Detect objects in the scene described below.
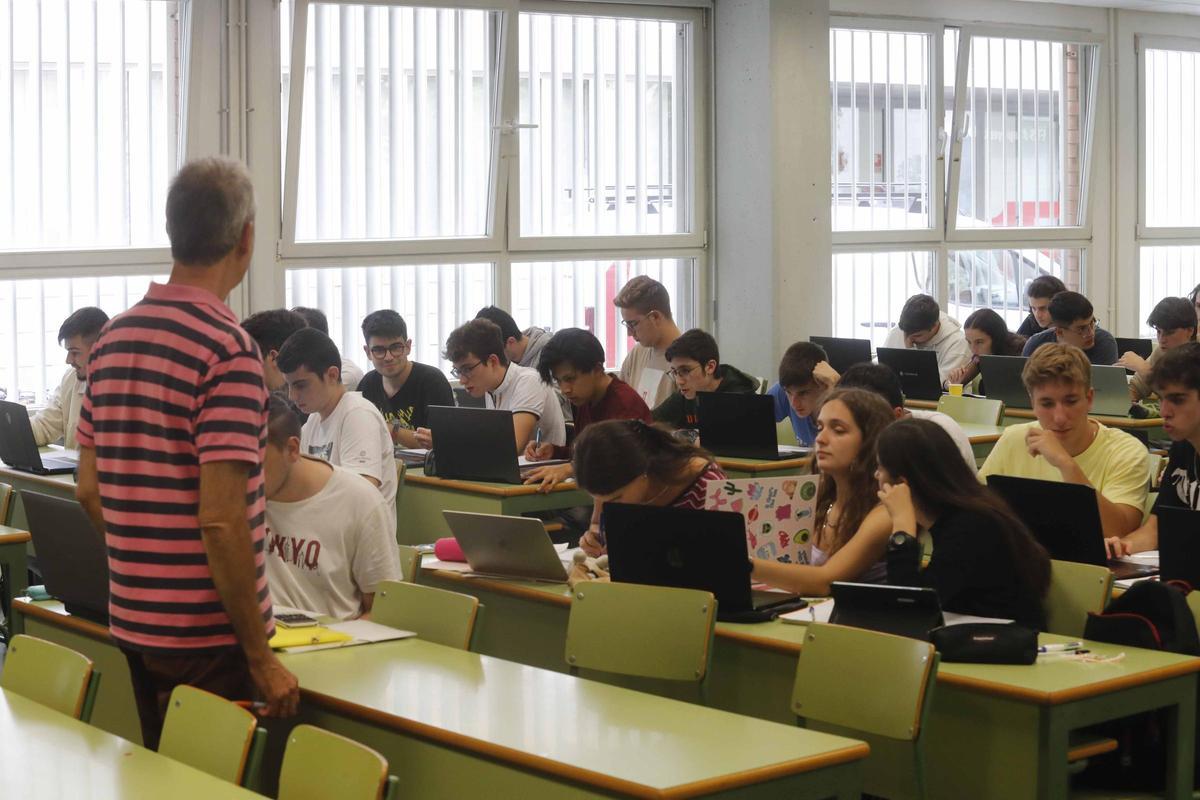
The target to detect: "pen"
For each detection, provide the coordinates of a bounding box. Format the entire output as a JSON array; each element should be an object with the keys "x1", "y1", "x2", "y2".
[
  {"x1": 535, "y1": 426, "x2": 542, "y2": 450},
  {"x1": 1038, "y1": 641, "x2": 1083, "y2": 653}
]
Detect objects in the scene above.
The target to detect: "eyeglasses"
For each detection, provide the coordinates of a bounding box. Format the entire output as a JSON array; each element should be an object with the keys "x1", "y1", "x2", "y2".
[
  {"x1": 1059, "y1": 318, "x2": 1098, "y2": 337},
  {"x1": 621, "y1": 312, "x2": 656, "y2": 332},
  {"x1": 667, "y1": 365, "x2": 698, "y2": 379},
  {"x1": 450, "y1": 360, "x2": 483, "y2": 379},
  {"x1": 368, "y1": 342, "x2": 409, "y2": 359}
]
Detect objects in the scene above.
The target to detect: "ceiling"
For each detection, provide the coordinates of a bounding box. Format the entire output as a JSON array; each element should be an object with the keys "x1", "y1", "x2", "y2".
[{"x1": 1022, "y1": 0, "x2": 1200, "y2": 14}]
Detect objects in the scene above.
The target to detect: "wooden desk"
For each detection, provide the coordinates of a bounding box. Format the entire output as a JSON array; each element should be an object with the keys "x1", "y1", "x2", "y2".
[
  {"x1": 714, "y1": 454, "x2": 813, "y2": 479},
  {"x1": 0, "y1": 525, "x2": 30, "y2": 633},
  {"x1": 903, "y1": 400, "x2": 1165, "y2": 436},
  {"x1": 0, "y1": 688, "x2": 262, "y2": 799}
]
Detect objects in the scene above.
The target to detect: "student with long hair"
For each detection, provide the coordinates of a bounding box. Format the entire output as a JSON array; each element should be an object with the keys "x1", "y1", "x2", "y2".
[
  {"x1": 752, "y1": 387, "x2": 895, "y2": 595},
  {"x1": 946, "y1": 307, "x2": 1026, "y2": 393},
  {"x1": 573, "y1": 419, "x2": 726, "y2": 556},
  {"x1": 877, "y1": 418, "x2": 1050, "y2": 629}
]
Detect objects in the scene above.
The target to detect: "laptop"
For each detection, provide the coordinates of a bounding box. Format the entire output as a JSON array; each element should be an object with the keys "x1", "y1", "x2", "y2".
[
  {"x1": 1157, "y1": 507, "x2": 1200, "y2": 588},
  {"x1": 696, "y1": 392, "x2": 807, "y2": 461},
  {"x1": 809, "y1": 336, "x2": 873, "y2": 376},
  {"x1": 978, "y1": 355, "x2": 1031, "y2": 409},
  {"x1": 986, "y1": 475, "x2": 1158, "y2": 581},
  {"x1": 829, "y1": 582, "x2": 945, "y2": 641},
  {"x1": 876, "y1": 348, "x2": 943, "y2": 401},
  {"x1": 426, "y1": 405, "x2": 566, "y2": 484},
  {"x1": 602, "y1": 503, "x2": 805, "y2": 622},
  {"x1": 443, "y1": 510, "x2": 569, "y2": 582},
  {"x1": 0, "y1": 400, "x2": 78, "y2": 475},
  {"x1": 1091, "y1": 365, "x2": 1134, "y2": 417},
  {"x1": 22, "y1": 491, "x2": 110, "y2": 624},
  {"x1": 1116, "y1": 337, "x2": 1153, "y2": 360}
]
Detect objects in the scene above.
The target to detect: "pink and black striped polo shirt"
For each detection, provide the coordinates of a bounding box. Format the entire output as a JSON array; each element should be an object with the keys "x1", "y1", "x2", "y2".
[{"x1": 77, "y1": 282, "x2": 274, "y2": 653}]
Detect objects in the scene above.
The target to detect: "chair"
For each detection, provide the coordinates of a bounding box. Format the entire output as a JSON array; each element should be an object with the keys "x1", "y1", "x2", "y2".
[
  {"x1": 1044, "y1": 559, "x2": 1113, "y2": 638},
  {"x1": 278, "y1": 724, "x2": 398, "y2": 800},
  {"x1": 777, "y1": 417, "x2": 797, "y2": 446},
  {"x1": 394, "y1": 459, "x2": 406, "y2": 504},
  {"x1": 0, "y1": 482, "x2": 12, "y2": 525},
  {"x1": 396, "y1": 545, "x2": 421, "y2": 584},
  {"x1": 936, "y1": 394, "x2": 1004, "y2": 426},
  {"x1": 158, "y1": 685, "x2": 266, "y2": 788},
  {"x1": 792, "y1": 623, "x2": 938, "y2": 800},
  {"x1": 0, "y1": 634, "x2": 100, "y2": 721},
  {"x1": 370, "y1": 580, "x2": 481, "y2": 649}
]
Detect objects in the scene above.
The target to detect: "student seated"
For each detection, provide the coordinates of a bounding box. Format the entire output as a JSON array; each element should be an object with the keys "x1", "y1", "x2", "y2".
[
  {"x1": 613, "y1": 275, "x2": 683, "y2": 409},
  {"x1": 946, "y1": 308, "x2": 1026, "y2": 394},
  {"x1": 877, "y1": 418, "x2": 1050, "y2": 629},
  {"x1": 292, "y1": 305, "x2": 365, "y2": 390},
  {"x1": 837, "y1": 363, "x2": 977, "y2": 469},
  {"x1": 243, "y1": 308, "x2": 308, "y2": 392},
  {"x1": 263, "y1": 394, "x2": 401, "y2": 620},
  {"x1": 979, "y1": 344, "x2": 1147, "y2": 539},
  {"x1": 428, "y1": 318, "x2": 565, "y2": 453},
  {"x1": 751, "y1": 388, "x2": 895, "y2": 595},
  {"x1": 1021, "y1": 291, "x2": 1118, "y2": 365},
  {"x1": 1016, "y1": 274, "x2": 1068, "y2": 338},
  {"x1": 523, "y1": 328, "x2": 652, "y2": 492},
  {"x1": 652, "y1": 329, "x2": 758, "y2": 429},
  {"x1": 1107, "y1": 343, "x2": 1200, "y2": 556},
  {"x1": 573, "y1": 419, "x2": 726, "y2": 556},
  {"x1": 275, "y1": 328, "x2": 398, "y2": 522},
  {"x1": 1117, "y1": 297, "x2": 1197, "y2": 404},
  {"x1": 767, "y1": 342, "x2": 839, "y2": 446},
  {"x1": 31, "y1": 307, "x2": 108, "y2": 449},
  {"x1": 356, "y1": 310, "x2": 454, "y2": 448},
  {"x1": 475, "y1": 305, "x2": 551, "y2": 370},
  {"x1": 883, "y1": 294, "x2": 972, "y2": 385}
]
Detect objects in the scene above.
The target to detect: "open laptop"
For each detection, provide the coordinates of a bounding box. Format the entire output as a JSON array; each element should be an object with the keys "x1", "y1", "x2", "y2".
[
  {"x1": 977, "y1": 355, "x2": 1031, "y2": 409},
  {"x1": 443, "y1": 510, "x2": 569, "y2": 582},
  {"x1": 22, "y1": 491, "x2": 110, "y2": 624},
  {"x1": 1091, "y1": 365, "x2": 1134, "y2": 417},
  {"x1": 876, "y1": 348, "x2": 943, "y2": 401},
  {"x1": 829, "y1": 582, "x2": 945, "y2": 641},
  {"x1": 603, "y1": 503, "x2": 805, "y2": 622},
  {"x1": 1158, "y1": 507, "x2": 1200, "y2": 588},
  {"x1": 809, "y1": 336, "x2": 873, "y2": 376},
  {"x1": 0, "y1": 400, "x2": 78, "y2": 475},
  {"x1": 426, "y1": 405, "x2": 566, "y2": 484},
  {"x1": 696, "y1": 392, "x2": 808, "y2": 461},
  {"x1": 987, "y1": 475, "x2": 1158, "y2": 581},
  {"x1": 1115, "y1": 337, "x2": 1153, "y2": 360}
]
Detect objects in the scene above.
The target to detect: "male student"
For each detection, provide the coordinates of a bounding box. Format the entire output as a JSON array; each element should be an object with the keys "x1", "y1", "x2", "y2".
[
  {"x1": 1021, "y1": 291, "x2": 1119, "y2": 365},
  {"x1": 291, "y1": 305, "x2": 365, "y2": 390},
  {"x1": 475, "y1": 305, "x2": 551, "y2": 369},
  {"x1": 613, "y1": 275, "x2": 683, "y2": 409},
  {"x1": 980, "y1": 343, "x2": 1147, "y2": 539},
  {"x1": 243, "y1": 309, "x2": 308, "y2": 392},
  {"x1": 1117, "y1": 296, "x2": 1197, "y2": 403},
  {"x1": 262, "y1": 394, "x2": 401, "y2": 620},
  {"x1": 427, "y1": 318, "x2": 565, "y2": 453},
  {"x1": 1107, "y1": 343, "x2": 1200, "y2": 556},
  {"x1": 1016, "y1": 274, "x2": 1068, "y2": 338},
  {"x1": 275, "y1": 327, "x2": 397, "y2": 522},
  {"x1": 30, "y1": 306, "x2": 108, "y2": 449},
  {"x1": 357, "y1": 309, "x2": 454, "y2": 448},
  {"x1": 882, "y1": 294, "x2": 972, "y2": 385},
  {"x1": 652, "y1": 329, "x2": 758, "y2": 429},
  {"x1": 767, "y1": 341, "x2": 840, "y2": 446},
  {"x1": 523, "y1": 327, "x2": 652, "y2": 491}
]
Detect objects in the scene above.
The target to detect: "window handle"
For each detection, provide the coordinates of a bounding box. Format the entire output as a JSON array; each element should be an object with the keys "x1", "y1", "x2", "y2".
[{"x1": 493, "y1": 120, "x2": 539, "y2": 134}]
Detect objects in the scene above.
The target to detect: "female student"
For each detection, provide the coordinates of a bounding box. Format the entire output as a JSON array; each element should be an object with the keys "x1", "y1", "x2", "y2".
[
  {"x1": 877, "y1": 417, "x2": 1050, "y2": 629},
  {"x1": 752, "y1": 387, "x2": 895, "y2": 595},
  {"x1": 573, "y1": 419, "x2": 726, "y2": 556},
  {"x1": 946, "y1": 308, "x2": 1026, "y2": 393}
]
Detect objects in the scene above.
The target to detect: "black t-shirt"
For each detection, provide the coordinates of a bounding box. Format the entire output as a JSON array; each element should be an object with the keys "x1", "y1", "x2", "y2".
[
  {"x1": 1016, "y1": 313, "x2": 1044, "y2": 339},
  {"x1": 358, "y1": 362, "x2": 455, "y2": 432},
  {"x1": 1154, "y1": 439, "x2": 1200, "y2": 513}
]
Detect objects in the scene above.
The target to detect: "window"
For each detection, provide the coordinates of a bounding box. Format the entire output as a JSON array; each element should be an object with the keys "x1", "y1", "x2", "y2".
[
  {"x1": 1139, "y1": 246, "x2": 1200, "y2": 334},
  {"x1": 832, "y1": 251, "x2": 934, "y2": 345},
  {"x1": 947, "y1": 247, "x2": 1081, "y2": 329}
]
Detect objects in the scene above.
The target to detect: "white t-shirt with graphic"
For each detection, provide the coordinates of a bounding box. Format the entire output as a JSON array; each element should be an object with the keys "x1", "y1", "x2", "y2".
[
  {"x1": 265, "y1": 461, "x2": 401, "y2": 620},
  {"x1": 300, "y1": 391, "x2": 397, "y2": 521}
]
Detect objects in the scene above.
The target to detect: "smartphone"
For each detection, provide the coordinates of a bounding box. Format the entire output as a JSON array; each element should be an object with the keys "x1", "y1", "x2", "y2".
[{"x1": 275, "y1": 612, "x2": 319, "y2": 628}]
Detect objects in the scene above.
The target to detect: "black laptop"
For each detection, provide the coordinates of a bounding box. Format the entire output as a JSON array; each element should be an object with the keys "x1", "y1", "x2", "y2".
[
  {"x1": 987, "y1": 475, "x2": 1158, "y2": 581},
  {"x1": 876, "y1": 348, "x2": 943, "y2": 401},
  {"x1": 809, "y1": 336, "x2": 873, "y2": 376},
  {"x1": 602, "y1": 503, "x2": 805, "y2": 623},
  {"x1": 1116, "y1": 337, "x2": 1153, "y2": 360},
  {"x1": 978, "y1": 355, "x2": 1031, "y2": 409},
  {"x1": 23, "y1": 491, "x2": 110, "y2": 624},
  {"x1": 1158, "y1": 507, "x2": 1200, "y2": 588},
  {"x1": 696, "y1": 392, "x2": 805, "y2": 461},
  {"x1": 829, "y1": 582, "x2": 945, "y2": 641},
  {"x1": 0, "y1": 400, "x2": 77, "y2": 475},
  {"x1": 426, "y1": 405, "x2": 564, "y2": 484}
]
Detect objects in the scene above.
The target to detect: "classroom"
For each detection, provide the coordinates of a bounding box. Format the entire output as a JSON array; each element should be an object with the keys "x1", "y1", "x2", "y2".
[{"x1": 3, "y1": 0, "x2": 1200, "y2": 797}]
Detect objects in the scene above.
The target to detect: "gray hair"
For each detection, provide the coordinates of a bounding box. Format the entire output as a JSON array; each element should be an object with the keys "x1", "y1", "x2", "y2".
[{"x1": 165, "y1": 157, "x2": 256, "y2": 266}]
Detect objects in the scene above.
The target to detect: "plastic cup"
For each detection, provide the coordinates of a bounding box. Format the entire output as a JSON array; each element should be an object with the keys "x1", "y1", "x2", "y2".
[{"x1": 948, "y1": 383, "x2": 964, "y2": 396}]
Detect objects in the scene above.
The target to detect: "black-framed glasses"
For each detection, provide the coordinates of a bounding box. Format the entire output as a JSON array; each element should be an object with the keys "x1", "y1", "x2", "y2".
[
  {"x1": 450, "y1": 360, "x2": 483, "y2": 379},
  {"x1": 667, "y1": 365, "x2": 698, "y2": 379},
  {"x1": 368, "y1": 342, "x2": 409, "y2": 359},
  {"x1": 1059, "y1": 318, "x2": 1098, "y2": 337}
]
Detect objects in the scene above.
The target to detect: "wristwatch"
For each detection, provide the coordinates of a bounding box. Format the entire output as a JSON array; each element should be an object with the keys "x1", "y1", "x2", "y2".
[{"x1": 888, "y1": 531, "x2": 917, "y2": 552}]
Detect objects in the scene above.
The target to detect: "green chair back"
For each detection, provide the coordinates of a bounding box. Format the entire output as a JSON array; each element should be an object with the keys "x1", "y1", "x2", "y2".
[
  {"x1": 397, "y1": 545, "x2": 421, "y2": 583},
  {"x1": 1045, "y1": 559, "x2": 1112, "y2": 638},
  {"x1": 0, "y1": 482, "x2": 12, "y2": 525},
  {"x1": 1, "y1": 634, "x2": 99, "y2": 721},
  {"x1": 936, "y1": 394, "x2": 1004, "y2": 426},
  {"x1": 158, "y1": 685, "x2": 265, "y2": 787},
  {"x1": 564, "y1": 582, "x2": 717, "y2": 682},
  {"x1": 777, "y1": 417, "x2": 797, "y2": 446},
  {"x1": 371, "y1": 580, "x2": 481, "y2": 649},
  {"x1": 278, "y1": 724, "x2": 397, "y2": 800}
]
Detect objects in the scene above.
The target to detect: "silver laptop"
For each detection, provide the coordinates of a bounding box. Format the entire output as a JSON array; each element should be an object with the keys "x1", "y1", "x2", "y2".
[
  {"x1": 1091, "y1": 365, "x2": 1133, "y2": 417},
  {"x1": 442, "y1": 510, "x2": 569, "y2": 582}
]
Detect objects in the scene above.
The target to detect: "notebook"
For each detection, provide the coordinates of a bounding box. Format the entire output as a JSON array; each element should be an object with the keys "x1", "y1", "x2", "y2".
[
  {"x1": 696, "y1": 391, "x2": 799, "y2": 460},
  {"x1": 876, "y1": 348, "x2": 943, "y2": 401},
  {"x1": 809, "y1": 336, "x2": 873, "y2": 375},
  {"x1": 705, "y1": 475, "x2": 821, "y2": 564},
  {"x1": 0, "y1": 400, "x2": 77, "y2": 475},
  {"x1": 443, "y1": 510, "x2": 569, "y2": 582},
  {"x1": 426, "y1": 405, "x2": 566, "y2": 484}
]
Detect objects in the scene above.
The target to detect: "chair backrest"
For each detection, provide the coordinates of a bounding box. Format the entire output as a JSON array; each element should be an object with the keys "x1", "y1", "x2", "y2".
[
  {"x1": 776, "y1": 417, "x2": 796, "y2": 446},
  {"x1": 370, "y1": 580, "x2": 481, "y2": 649},
  {"x1": 1045, "y1": 559, "x2": 1113, "y2": 637},
  {"x1": 564, "y1": 582, "x2": 717, "y2": 682},
  {"x1": 936, "y1": 394, "x2": 1004, "y2": 426},
  {"x1": 0, "y1": 482, "x2": 12, "y2": 524},
  {"x1": 396, "y1": 545, "x2": 421, "y2": 584},
  {"x1": 158, "y1": 685, "x2": 263, "y2": 786},
  {"x1": 278, "y1": 724, "x2": 394, "y2": 800},
  {"x1": 394, "y1": 459, "x2": 406, "y2": 504},
  {"x1": 0, "y1": 634, "x2": 97, "y2": 720}
]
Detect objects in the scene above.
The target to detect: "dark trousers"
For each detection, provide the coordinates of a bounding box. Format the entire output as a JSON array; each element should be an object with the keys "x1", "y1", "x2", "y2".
[{"x1": 122, "y1": 646, "x2": 254, "y2": 750}]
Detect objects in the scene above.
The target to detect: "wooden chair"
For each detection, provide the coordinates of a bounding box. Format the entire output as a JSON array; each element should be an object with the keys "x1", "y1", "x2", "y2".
[
  {"x1": 278, "y1": 724, "x2": 398, "y2": 800},
  {"x1": 396, "y1": 545, "x2": 421, "y2": 584},
  {"x1": 936, "y1": 394, "x2": 1004, "y2": 426},
  {"x1": 1044, "y1": 559, "x2": 1113, "y2": 638},
  {"x1": 158, "y1": 685, "x2": 266, "y2": 789},
  {"x1": 0, "y1": 634, "x2": 100, "y2": 721},
  {"x1": 792, "y1": 623, "x2": 938, "y2": 800},
  {"x1": 370, "y1": 580, "x2": 481, "y2": 649}
]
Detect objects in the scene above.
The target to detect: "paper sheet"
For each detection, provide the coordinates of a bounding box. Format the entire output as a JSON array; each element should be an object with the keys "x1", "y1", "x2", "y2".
[{"x1": 779, "y1": 601, "x2": 1012, "y2": 627}]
